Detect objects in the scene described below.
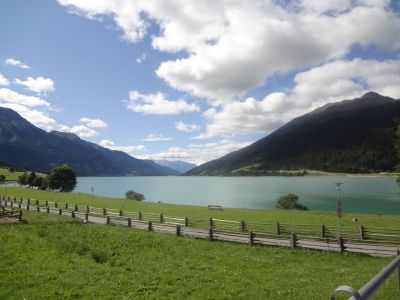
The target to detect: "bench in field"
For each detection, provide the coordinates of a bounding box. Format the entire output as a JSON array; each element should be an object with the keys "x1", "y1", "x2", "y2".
[{"x1": 208, "y1": 205, "x2": 223, "y2": 210}]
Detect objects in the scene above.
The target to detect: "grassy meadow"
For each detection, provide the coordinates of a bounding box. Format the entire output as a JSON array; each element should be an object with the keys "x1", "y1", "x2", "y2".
[
  {"x1": 0, "y1": 211, "x2": 398, "y2": 299},
  {"x1": 1, "y1": 186, "x2": 400, "y2": 228}
]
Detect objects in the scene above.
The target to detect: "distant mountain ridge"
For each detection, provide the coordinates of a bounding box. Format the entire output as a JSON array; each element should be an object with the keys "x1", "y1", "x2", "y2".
[
  {"x1": 186, "y1": 92, "x2": 400, "y2": 176},
  {"x1": 153, "y1": 160, "x2": 196, "y2": 174},
  {"x1": 0, "y1": 107, "x2": 177, "y2": 176}
]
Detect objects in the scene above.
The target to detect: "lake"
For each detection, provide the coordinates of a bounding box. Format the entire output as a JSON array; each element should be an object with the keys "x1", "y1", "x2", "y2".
[{"x1": 75, "y1": 176, "x2": 400, "y2": 215}]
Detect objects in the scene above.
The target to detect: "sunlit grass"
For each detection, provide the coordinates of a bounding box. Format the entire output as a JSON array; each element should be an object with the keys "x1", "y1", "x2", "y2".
[
  {"x1": 0, "y1": 211, "x2": 397, "y2": 299},
  {"x1": 1, "y1": 187, "x2": 399, "y2": 228}
]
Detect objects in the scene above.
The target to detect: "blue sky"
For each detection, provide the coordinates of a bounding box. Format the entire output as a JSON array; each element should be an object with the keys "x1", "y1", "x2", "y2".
[{"x1": 0, "y1": 0, "x2": 399, "y2": 164}]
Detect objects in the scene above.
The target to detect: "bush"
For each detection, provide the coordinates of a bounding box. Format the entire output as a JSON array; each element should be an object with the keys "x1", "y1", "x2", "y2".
[
  {"x1": 276, "y1": 193, "x2": 308, "y2": 210},
  {"x1": 125, "y1": 190, "x2": 145, "y2": 201},
  {"x1": 0, "y1": 174, "x2": 5, "y2": 182}
]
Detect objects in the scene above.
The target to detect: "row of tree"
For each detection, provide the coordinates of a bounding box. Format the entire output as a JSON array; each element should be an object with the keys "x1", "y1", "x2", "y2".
[{"x1": 18, "y1": 164, "x2": 77, "y2": 192}]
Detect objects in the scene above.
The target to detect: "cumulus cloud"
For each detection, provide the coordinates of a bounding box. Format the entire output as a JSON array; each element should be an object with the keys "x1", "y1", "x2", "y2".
[
  {"x1": 99, "y1": 139, "x2": 146, "y2": 153},
  {"x1": 175, "y1": 121, "x2": 200, "y2": 132},
  {"x1": 14, "y1": 77, "x2": 55, "y2": 94},
  {"x1": 79, "y1": 117, "x2": 107, "y2": 128},
  {"x1": 137, "y1": 139, "x2": 252, "y2": 165},
  {"x1": 58, "y1": 0, "x2": 400, "y2": 104},
  {"x1": 0, "y1": 102, "x2": 57, "y2": 130},
  {"x1": 196, "y1": 58, "x2": 400, "y2": 139},
  {"x1": 143, "y1": 134, "x2": 172, "y2": 142},
  {"x1": 127, "y1": 90, "x2": 199, "y2": 115},
  {"x1": 57, "y1": 0, "x2": 147, "y2": 42},
  {"x1": 0, "y1": 88, "x2": 50, "y2": 107},
  {"x1": 0, "y1": 74, "x2": 10, "y2": 86},
  {"x1": 59, "y1": 125, "x2": 98, "y2": 138},
  {"x1": 4, "y1": 58, "x2": 30, "y2": 69}
]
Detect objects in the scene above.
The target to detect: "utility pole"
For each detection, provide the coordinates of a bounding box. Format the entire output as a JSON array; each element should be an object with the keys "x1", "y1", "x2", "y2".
[{"x1": 335, "y1": 183, "x2": 343, "y2": 238}]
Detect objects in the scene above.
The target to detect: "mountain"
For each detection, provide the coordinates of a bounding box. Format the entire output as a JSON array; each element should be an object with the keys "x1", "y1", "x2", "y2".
[
  {"x1": 153, "y1": 160, "x2": 197, "y2": 174},
  {"x1": 0, "y1": 108, "x2": 177, "y2": 176},
  {"x1": 186, "y1": 92, "x2": 400, "y2": 176}
]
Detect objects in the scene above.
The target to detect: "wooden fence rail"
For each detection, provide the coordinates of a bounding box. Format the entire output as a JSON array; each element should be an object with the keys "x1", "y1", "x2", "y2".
[{"x1": 1, "y1": 195, "x2": 399, "y2": 257}]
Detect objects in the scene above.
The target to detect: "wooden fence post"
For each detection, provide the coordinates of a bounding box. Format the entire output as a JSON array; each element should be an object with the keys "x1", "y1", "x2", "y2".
[
  {"x1": 240, "y1": 220, "x2": 246, "y2": 232},
  {"x1": 27, "y1": 204, "x2": 30, "y2": 211},
  {"x1": 106, "y1": 216, "x2": 110, "y2": 224},
  {"x1": 276, "y1": 222, "x2": 281, "y2": 235},
  {"x1": 291, "y1": 233, "x2": 297, "y2": 249},
  {"x1": 176, "y1": 224, "x2": 181, "y2": 236},
  {"x1": 18, "y1": 203, "x2": 21, "y2": 209},
  {"x1": 138, "y1": 211, "x2": 142, "y2": 221},
  {"x1": 59, "y1": 209, "x2": 62, "y2": 215},
  {"x1": 36, "y1": 206, "x2": 40, "y2": 212},
  {"x1": 18, "y1": 210, "x2": 22, "y2": 221},
  {"x1": 72, "y1": 211, "x2": 75, "y2": 218},
  {"x1": 27, "y1": 198, "x2": 31, "y2": 205},
  {"x1": 119, "y1": 209, "x2": 123, "y2": 217},
  {"x1": 148, "y1": 221, "x2": 153, "y2": 231},
  {"x1": 75, "y1": 204, "x2": 78, "y2": 212},
  {"x1": 65, "y1": 203, "x2": 68, "y2": 209},
  {"x1": 47, "y1": 207, "x2": 50, "y2": 214},
  {"x1": 359, "y1": 225, "x2": 365, "y2": 240},
  {"x1": 45, "y1": 200, "x2": 48, "y2": 207},
  {"x1": 209, "y1": 218, "x2": 213, "y2": 228},
  {"x1": 36, "y1": 199, "x2": 39, "y2": 206},
  {"x1": 55, "y1": 202, "x2": 58, "y2": 208},
  {"x1": 127, "y1": 218, "x2": 132, "y2": 227},
  {"x1": 320, "y1": 224, "x2": 325, "y2": 238},
  {"x1": 103, "y1": 208, "x2": 107, "y2": 215},
  {"x1": 209, "y1": 227, "x2": 213, "y2": 241},
  {"x1": 184, "y1": 216, "x2": 189, "y2": 227},
  {"x1": 86, "y1": 206, "x2": 90, "y2": 214},
  {"x1": 85, "y1": 213, "x2": 89, "y2": 222},
  {"x1": 160, "y1": 213, "x2": 164, "y2": 223},
  {"x1": 249, "y1": 231, "x2": 255, "y2": 246},
  {"x1": 339, "y1": 237, "x2": 345, "y2": 253}
]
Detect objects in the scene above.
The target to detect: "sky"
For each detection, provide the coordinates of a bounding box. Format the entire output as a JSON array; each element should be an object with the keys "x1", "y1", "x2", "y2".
[{"x1": 0, "y1": 0, "x2": 399, "y2": 165}]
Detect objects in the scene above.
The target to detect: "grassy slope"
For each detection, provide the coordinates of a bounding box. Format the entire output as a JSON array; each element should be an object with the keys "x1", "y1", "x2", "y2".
[
  {"x1": 0, "y1": 211, "x2": 397, "y2": 299},
  {"x1": 0, "y1": 167, "x2": 46, "y2": 181},
  {"x1": 1, "y1": 187, "x2": 400, "y2": 228}
]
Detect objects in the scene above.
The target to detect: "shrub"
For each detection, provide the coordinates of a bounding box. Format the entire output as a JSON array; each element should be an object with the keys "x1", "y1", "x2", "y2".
[
  {"x1": 0, "y1": 174, "x2": 5, "y2": 182},
  {"x1": 125, "y1": 190, "x2": 145, "y2": 201},
  {"x1": 276, "y1": 193, "x2": 308, "y2": 210}
]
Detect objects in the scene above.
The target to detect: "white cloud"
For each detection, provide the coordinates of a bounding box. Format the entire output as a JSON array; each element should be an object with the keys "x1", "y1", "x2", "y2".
[
  {"x1": 137, "y1": 139, "x2": 252, "y2": 165},
  {"x1": 196, "y1": 58, "x2": 400, "y2": 139},
  {"x1": 0, "y1": 88, "x2": 50, "y2": 107},
  {"x1": 0, "y1": 103, "x2": 57, "y2": 130},
  {"x1": 60, "y1": 125, "x2": 98, "y2": 138},
  {"x1": 57, "y1": 0, "x2": 147, "y2": 43},
  {"x1": 127, "y1": 90, "x2": 199, "y2": 115},
  {"x1": 99, "y1": 139, "x2": 146, "y2": 153},
  {"x1": 143, "y1": 134, "x2": 172, "y2": 142},
  {"x1": 4, "y1": 58, "x2": 30, "y2": 69},
  {"x1": 0, "y1": 74, "x2": 10, "y2": 86},
  {"x1": 175, "y1": 121, "x2": 200, "y2": 132},
  {"x1": 136, "y1": 53, "x2": 146, "y2": 64},
  {"x1": 79, "y1": 117, "x2": 107, "y2": 128},
  {"x1": 58, "y1": 0, "x2": 400, "y2": 105},
  {"x1": 14, "y1": 77, "x2": 55, "y2": 94}
]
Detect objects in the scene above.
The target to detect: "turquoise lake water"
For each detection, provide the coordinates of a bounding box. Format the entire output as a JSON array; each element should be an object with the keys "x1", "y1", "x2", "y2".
[{"x1": 76, "y1": 176, "x2": 400, "y2": 215}]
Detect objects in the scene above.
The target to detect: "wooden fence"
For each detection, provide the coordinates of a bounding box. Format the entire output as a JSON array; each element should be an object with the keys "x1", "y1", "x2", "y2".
[{"x1": 1, "y1": 195, "x2": 399, "y2": 257}]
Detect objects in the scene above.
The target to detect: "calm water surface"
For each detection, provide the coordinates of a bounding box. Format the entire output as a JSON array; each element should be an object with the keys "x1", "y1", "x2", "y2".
[{"x1": 76, "y1": 176, "x2": 400, "y2": 215}]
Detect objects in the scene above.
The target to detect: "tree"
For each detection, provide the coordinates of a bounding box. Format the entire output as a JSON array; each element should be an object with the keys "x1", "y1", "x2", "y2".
[
  {"x1": 0, "y1": 175, "x2": 5, "y2": 182},
  {"x1": 48, "y1": 165, "x2": 77, "y2": 192},
  {"x1": 18, "y1": 171, "x2": 28, "y2": 186},
  {"x1": 125, "y1": 190, "x2": 145, "y2": 201},
  {"x1": 276, "y1": 193, "x2": 308, "y2": 210},
  {"x1": 27, "y1": 171, "x2": 37, "y2": 187}
]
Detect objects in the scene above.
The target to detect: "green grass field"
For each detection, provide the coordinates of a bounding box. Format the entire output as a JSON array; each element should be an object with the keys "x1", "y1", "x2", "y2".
[
  {"x1": 0, "y1": 167, "x2": 46, "y2": 181},
  {"x1": 1, "y1": 187, "x2": 400, "y2": 228},
  {"x1": 0, "y1": 211, "x2": 397, "y2": 299}
]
